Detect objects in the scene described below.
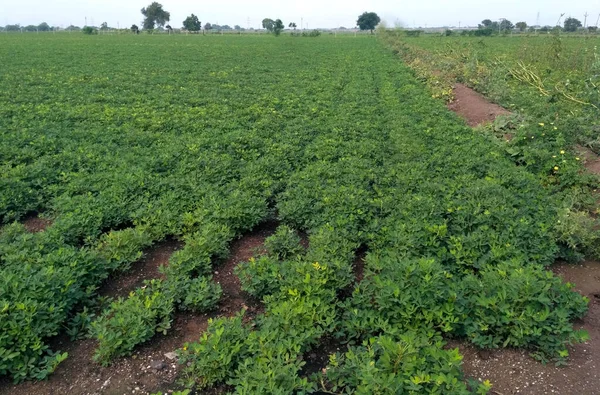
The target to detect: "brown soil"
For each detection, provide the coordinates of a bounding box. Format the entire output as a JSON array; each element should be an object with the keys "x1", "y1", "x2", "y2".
[
  {"x1": 447, "y1": 261, "x2": 600, "y2": 395},
  {"x1": 213, "y1": 221, "x2": 277, "y2": 316},
  {"x1": 448, "y1": 84, "x2": 511, "y2": 127},
  {"x1": 575, "y1": 145, "x2": 600, "y2": 175},
  {"x1": 98, "y1": 240, "x2": 182, "y2": 299},
  {"x1": 0, "y1": 223, "x2": 277, "y2": 395},
  {"x1": 22, "y1": 215, "x2": 52, "y2": 233},
  {"x1": 352, "y1": 246, "x2": 367, "y2": 284}
]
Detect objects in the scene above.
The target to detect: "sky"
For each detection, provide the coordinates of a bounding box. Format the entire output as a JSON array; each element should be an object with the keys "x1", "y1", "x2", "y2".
[{"x1": 1, "y1": 0, "x2": 598, "y2": 29}]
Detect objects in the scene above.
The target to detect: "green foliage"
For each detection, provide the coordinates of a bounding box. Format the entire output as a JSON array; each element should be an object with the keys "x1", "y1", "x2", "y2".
[
  {"x1": 262, "y1": 18, "x2": 275, "y2": 32},
  {"x1": 357, "y1": 12, "x2": 381, "y2": 33},
  {"x1": 264, "y1": 225, "x2": 304, "y2": 259},
  {"x1": 91, "y1": 279, "x2": 173, "y2": 365},
  {"x1": 564, "y1": 17, "x2": 582, "y2": 32},
  {"x1": 141, "y1": 2, "x2": 170, "y2": 30},
  {"x1": 457, "y1": 262, "x2": 589, "y2": 361},
  {"x1": 82, "y1": 26, "x2": 97, "y2": 35},
  {"x1": 179, "y1": 276, "x2": 222, "y2": 312},
  {"x1": 182, "y1": 14, "x2": 201, "y2": 32},
  {"x1": 322, "y1": 334, "x2": 490, "y2": 394},
  {"x1": 179, "y1": 314, "x2": 251, "y2": 389},
  {"x1": 235, "y1": 255, "x2": 282, "y2": 298},
  {"x1": 340, "y1": 257, "x2": 462, "y2": 341},
  {"x1": 302, "y1": 29, "x2": 321, "y2": 37},
  {"x1": 0, "y1": 34, "x2": 595, "y2": 389},
  {"x1": 273, "y1": 19, "x2": 284, "y2": 37},
  {"x1": 229, "y1": 355, "x2": 314, "y2": 394}
]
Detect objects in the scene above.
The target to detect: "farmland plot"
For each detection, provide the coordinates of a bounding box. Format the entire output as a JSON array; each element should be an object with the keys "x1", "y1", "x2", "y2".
[{"x1": 0, "y1": 34, "x2": 591, "y2": 393}]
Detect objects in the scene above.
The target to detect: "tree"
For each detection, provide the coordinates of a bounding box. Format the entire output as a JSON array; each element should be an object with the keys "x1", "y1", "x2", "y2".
[
  {"x1": 82, "y1": 26, "x2": 98, "y2": 35},
  {"x1": 515, "y1": 21, "x2": 527, "y2": 32},
  {"x1": 589, "y1": 26, "x2": 598, "y2": 33},
  {"x1": 499, "y1": 19, "x2": 514, "y2": 32},
  {"x1": 141, "y1": 2, "x2": 170, "y2": 30},
  {"x1": 100, "y1": 22, "x2": 109, "y2": 31},
  {"x1": 357, "y1": 12, "x2": 381, "y2": 34},
  {"x1": 38, "y1": 22, "x2": 50, "y2": 31},
  {"x1": 564, "y1": 17, "x2": 582, "y2": 32},
  {"x1": 289, "y1": 22, "x2": 297, "y2": 30},
  {"x1": 165, "y1": 24, "x2": 173, "y2": 33},
  {"x1": 204, "y1": 22, "x2": 212, "y2": 31},
  {"x1": 481, "y1": 19, "x2": 493, "y2": 28},
  {"x1": 262, "y1": 18, "x2": 275, "y2": 31},
  {"x1": 183, "y1": 14, "x2": 201, "y2": 32},
  {"x1": 131, "y1": 24, "x2": 140, "y2": 34},
  {"x1": 5, "y1": 24, "x2": 20, "y2": 31},
  {"x1": 273, "y1": 19, "x2": 284, "y2": 36},
  {"x1": 234, "y1": 25, "x2": 242, "y2": 31},
  {"x1": 24, "y1": 25, "x2": 37, "y2": 32}
]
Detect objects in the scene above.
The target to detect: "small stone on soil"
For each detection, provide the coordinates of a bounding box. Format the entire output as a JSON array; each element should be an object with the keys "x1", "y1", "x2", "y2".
[
  {"x1": 150, "y1": 360, "x2": 166, "y2": 370},
  {"x1": 164, "y1": 352, "x2": 177, "y2": 360}
]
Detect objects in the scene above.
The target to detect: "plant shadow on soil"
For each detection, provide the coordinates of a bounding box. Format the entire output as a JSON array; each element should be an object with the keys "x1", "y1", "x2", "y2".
[{"x1": 0, "y1": 222, "x2": 279, "y2": 395}]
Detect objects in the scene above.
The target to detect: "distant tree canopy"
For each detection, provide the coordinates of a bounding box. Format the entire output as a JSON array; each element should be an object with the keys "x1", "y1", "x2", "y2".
[
  {"x1": 5, "y1": 24, "x2": 21, "y2": 31},
  {"x1": 480, "y1": 19, "x2": 493, "y2": 28},
  {"x1": 499, "y1": 19, "x2": 514, "y2": 32},
  {"x1": 204, "y1": 22, "x2": 212, "y2": 31},
  {"x1": 589, "y1": 26, "x2": 598, "y2": 32},
  {"x1": 82, "y1": 26, "x2": 98, "y2": 35},
  {"x1": 37, "y1": 22, "x2": 50, "y2": 31},
  {"x1": 289, "y1": 22, "x2": 297, "y2": 30},
  {"x1": 262, "y1": 18, "x2": 275, "y2": 31},
  {"x1": 515, "y1": 21, "x2": 527, "y2": 32},
  {"x1": 141, "y1": 2, "x2": 170, "y2": 30},
  {"x1": 183, "y1": 14, "x2": 201, "y2": 32},
  {"x1": 234, "y1": 25, "x2": 242, "y2": 30},
  {"x1": 131, "y1": 24, "x2": 140, "y2": 34},
  {"x1": 273, "y1": 19, "x2": 284, "y2": 36},
  {"x1": 357, "y1": 12, "x2": 381, "y2": 33},
  {"x1": 100, "y1": 22, "x2": 109, "y2": 31},
  {"x1": 564, "y1": 17, "x2": 582, "y2": 32}
]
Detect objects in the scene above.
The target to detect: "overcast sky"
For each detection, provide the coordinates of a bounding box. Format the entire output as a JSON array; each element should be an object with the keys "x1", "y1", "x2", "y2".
[{"x1": 2, "y1": 0, "x2": 598, "y2": 29}]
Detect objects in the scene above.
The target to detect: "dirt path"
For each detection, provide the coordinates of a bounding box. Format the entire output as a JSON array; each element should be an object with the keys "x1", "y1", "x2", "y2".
[
  {"x1": 22, "y1": 214, "x2": 52, "y2": 233},
  {"x1": 448, "y1": 83, "x2": 510, "y2": 127},
  {"x1": 0, "y1": 224, "x2": 277, "y2": 395}
]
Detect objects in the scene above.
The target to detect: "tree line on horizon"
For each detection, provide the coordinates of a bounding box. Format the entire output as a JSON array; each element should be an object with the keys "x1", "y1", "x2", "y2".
[{"x1": 1, "y1": 3, "x2": 382, "y2": 35}]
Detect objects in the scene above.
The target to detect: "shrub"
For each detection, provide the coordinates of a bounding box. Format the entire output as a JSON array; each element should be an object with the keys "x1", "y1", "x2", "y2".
[
  {"x1": 90, "y1": 280, "x2": 173, "y2": 365},
  {"x1": 179, "y1": 276, "x2": 222, "y2": 312},
  {"x1": 457, "y1": 262, "x2": 589, "y2": 362},
  {"x1": 264, "y1": 225, "x2": 304, "y2": 260},
  {"x1": 323, "y1": 334, "x2": 491, "y2": 394},
  {"x1": 82, "y1": 26, "x2": 97, "y2": 35}
]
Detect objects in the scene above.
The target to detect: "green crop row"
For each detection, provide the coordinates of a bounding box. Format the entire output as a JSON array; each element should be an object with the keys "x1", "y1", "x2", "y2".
[{"x1": 0, "y1": 34, "x2": 594, "y2": 393}]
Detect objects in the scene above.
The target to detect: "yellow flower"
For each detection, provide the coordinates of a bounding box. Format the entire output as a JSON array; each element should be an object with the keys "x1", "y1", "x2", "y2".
[
  {"x1": 539, "y1": 123, "x2": 545, "y2": 126},
  {"x1": 576, "y1": 157, "x2": 581, "y2": 161},
  {"x1": 554, "y1": 127, "x2": 558, "y2": 130},
  {"x1": 560, "y1": 150, "x2": 565, "y2": 154},
  {"x1": 554, "y1": 166, "x2": 559, "y2": 171},
  {"x1": 312, "y1": 262, "x2": 322, "y2": 270}
]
